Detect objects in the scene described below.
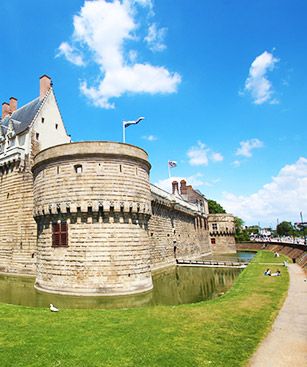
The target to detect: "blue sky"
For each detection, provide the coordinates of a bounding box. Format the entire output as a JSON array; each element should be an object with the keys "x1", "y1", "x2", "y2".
[{"x1": 0, "y1": 0, "x2": 306, "y2": 227}]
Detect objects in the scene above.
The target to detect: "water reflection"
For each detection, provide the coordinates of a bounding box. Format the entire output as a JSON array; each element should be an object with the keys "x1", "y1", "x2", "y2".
[
  {"x1": 152, "y1": 266, "x2": 240, "y2": 306},
  {"x1": 0, "y1": 266, "x2": 240, "y2": 310},
  {"x1": 201, "y1": 250, "x2": 256, "y2": 262}
]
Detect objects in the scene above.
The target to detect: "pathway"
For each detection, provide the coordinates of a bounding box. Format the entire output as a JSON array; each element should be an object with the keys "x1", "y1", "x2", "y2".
[{"x1": 248, "y1": 264, "x2": 307, "y2": 366}]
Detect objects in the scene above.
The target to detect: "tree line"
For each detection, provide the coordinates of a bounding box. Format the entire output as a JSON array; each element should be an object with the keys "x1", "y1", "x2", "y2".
[{"x1": 208, "y1": 199, "x2": 306, "y2": 242}]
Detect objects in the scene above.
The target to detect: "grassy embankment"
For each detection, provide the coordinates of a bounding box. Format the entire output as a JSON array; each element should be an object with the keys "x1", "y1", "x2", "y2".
[{"x1": 0, "y1": 251, "x2": 289, "y2": 367}]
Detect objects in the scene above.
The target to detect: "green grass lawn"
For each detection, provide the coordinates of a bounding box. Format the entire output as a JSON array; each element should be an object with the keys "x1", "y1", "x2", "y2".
[{"x1": 0, "y1": 251, "x2": 289, "y2": 367}]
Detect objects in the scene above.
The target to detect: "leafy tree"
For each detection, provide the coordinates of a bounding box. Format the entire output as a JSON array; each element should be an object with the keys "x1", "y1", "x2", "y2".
[
  {"x1": 276, "y1": 221, "x2": 293, "y2": 236},
  {"x1": 246, "y1": 225, "x2": 260, "y2": 235},
  {"x1": 208, "y1": 199, "x2": 226, "y2": 214},
  {"x1": 234, "y1": 216, "x2": 250, "y2": 242}
]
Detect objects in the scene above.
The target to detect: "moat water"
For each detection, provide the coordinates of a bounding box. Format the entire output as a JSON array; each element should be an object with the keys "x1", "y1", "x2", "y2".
[{"x1": 0, "y1": 251, "x2": 254, "y2": 309}]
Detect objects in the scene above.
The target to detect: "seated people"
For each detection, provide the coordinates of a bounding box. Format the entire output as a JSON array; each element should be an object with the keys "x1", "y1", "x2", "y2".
[{"x1": 271, "y1": 270, "x2": 281, "y2": 277}]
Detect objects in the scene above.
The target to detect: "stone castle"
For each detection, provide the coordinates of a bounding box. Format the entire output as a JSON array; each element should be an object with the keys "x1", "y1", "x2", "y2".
[{"x1": 0, "y1": 75, "x2": 236, "y2": 296}]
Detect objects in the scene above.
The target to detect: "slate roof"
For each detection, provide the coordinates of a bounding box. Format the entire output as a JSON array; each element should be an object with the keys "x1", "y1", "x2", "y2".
[{"x1": 0, "y1": 97, "x2": 43, "y2": 135}]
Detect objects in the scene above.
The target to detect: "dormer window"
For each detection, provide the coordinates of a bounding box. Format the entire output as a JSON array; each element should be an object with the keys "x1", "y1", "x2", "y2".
[
  {"x1": 7, "y1": 138, "x2": 15, "y2": 148},
  {"x1": 7, "y1": 120, "x2": 16, "y2": 139}
]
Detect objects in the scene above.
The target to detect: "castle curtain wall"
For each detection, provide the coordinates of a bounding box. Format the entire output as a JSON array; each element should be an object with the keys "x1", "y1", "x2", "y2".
[
  {"x1": 148, "y1": 201, "x2": 211, "y2": 270},
  {"x1": 0, "y1": 160, "x2": 36, "y2": 274}
]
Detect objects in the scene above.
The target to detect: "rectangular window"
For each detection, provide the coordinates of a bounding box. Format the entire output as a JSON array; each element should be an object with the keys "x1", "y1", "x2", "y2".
[
  {"x1": 212, "y1": 223, "x2": 218, "y2": 230},
  {"x1": 211, "y1": 238, "x2": 216, "y2": 244},
  {"x1": 74, "y1": 164, "x2": 82, "y2": 174},
  {"x1": 52, "y1": 222, "x2": 68, "y2": 247}
]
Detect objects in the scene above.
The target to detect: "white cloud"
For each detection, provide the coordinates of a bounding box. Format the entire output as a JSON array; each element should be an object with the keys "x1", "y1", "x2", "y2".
[
  {"x1": 221, "y1": 157, "x2": 307, "y2": 226},
  {"x1": 187, "y1": 141, "x2": 209, "y2": 166},
  {"x1": 236, "y1": 138, "x2": 264, "y2": 158},
  {"x1": 232, "y1": 160, "x2": 241, "y2": 167},
  {"x1": 211, "y1": 152, "x2": 224, "y2": 162},
  {"x1": 142, "y1": 134, "x2": 157, "y2": 141},
  {"x1": 244, "y1": 51, "x2": 279, "y2": 104},
  {"x1": 58, "y1": 0, "x2": 181, "y2": 109},
  {"x1": 155, "y1": 173, "x2": 211, "y2": 193},
  {"x1": 144, "y1": 23, "x2": 167, "y2": 52},
  {"x1": 57, "y1": 42, "x2": 85, "y2": 66},
  {"x1": 187, "y1": 141, "x2": 223, "y2": 166}
]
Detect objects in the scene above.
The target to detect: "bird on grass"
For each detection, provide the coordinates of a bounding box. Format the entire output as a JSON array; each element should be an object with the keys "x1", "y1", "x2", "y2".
[{"x1": 50, "y1": 304, "x2": 59, "y2": 312}]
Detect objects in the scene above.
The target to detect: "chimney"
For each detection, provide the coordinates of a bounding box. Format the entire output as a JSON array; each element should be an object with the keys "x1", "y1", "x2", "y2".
[
  {"x1": 40, "y1": 74, "x2": 52, "y2": 100},
  {"x1": 9, "y1": 97, "x2": 17, "y2": 113},
  {"x1": 172, "y1": 180, "x2": 179, "y2": 195},
  {"x1": 180, "y1": 179, "x2": 187, "y2": 195},
  {"x1": 2, "y1": 102, "x2": 10, "y2": 119}
]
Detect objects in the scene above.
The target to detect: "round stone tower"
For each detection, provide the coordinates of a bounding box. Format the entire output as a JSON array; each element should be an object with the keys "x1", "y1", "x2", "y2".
[{"x1": 32, "y1": 141, "x2": 153, "y2": 296}]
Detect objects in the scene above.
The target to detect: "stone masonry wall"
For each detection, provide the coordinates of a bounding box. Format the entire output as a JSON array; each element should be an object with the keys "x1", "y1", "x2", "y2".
[
  {"x1": 148, "y1": 202, "x2": 211, "y2": 269},
  {"x1": 32, "y1": 142, "x2": 153, "y2": 295},
  {"x1": 208, "y1": 213, "x2": 236, "y2": 254},
  {"x1": 36, "y1": 213, "x2": 152, "y2": 295},
  {"x1": 0, "y1": 159, "x2": 36, "y2": 274}
]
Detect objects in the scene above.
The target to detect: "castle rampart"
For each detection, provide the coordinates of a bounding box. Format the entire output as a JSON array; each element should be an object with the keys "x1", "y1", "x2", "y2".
[
  {"x1": 149, "y1": 184, "x2": 210, "y2": 269},
  {"x1": 0, "y1": 75, "x2": 237, "y2": 297},
  {"x1": 32, "y1": 142, "x2": 153, "y2": 295},
  {"x1": 0, "y1": 157, "x2": 37, "y2": 274}
]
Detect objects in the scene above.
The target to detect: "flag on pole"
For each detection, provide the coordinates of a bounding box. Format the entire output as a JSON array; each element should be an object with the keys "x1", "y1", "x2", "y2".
[
  {"x1": 123, "y1": 117, "x2": 144, "y2": 128},
  {"x1": 168, "y1": 160, "x2": 177, "y2": 168}
]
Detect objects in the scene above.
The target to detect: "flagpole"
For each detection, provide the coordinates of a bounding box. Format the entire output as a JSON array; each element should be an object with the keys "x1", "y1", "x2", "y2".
[
  {"x1": 168, "y1": 162, "x2": 171, "y2": 179},
  {"x1": 122, "y1": 121, "x2": 125, "y2": 143}
]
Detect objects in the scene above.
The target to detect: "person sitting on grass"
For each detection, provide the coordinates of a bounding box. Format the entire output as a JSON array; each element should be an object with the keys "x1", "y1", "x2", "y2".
[
  {"x1": 264, "y1": 268, "x2": 271, "y2": 276},
  {"x1": 271, "y1": 270, "x2": 281, "y2": 277}
]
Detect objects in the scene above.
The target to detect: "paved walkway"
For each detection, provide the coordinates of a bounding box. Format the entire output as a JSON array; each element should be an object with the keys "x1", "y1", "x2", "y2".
[{"x1": 249, "y1": 264, "x2": 307, "y2": 366}]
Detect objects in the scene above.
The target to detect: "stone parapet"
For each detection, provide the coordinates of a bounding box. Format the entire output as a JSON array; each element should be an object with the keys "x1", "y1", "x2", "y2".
[
  {"x1": 33, "y1": 141, "x2": 151, "y2": 170},
  {"x1": 32, "y1": 142, "x2": 152, "y2": 217}
]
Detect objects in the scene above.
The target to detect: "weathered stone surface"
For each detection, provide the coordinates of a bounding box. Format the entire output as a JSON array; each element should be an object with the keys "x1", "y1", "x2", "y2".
[
  {"x1": 0, "y1": 158, "x2": 36, "y2": 274},
  {"x1": 208, "y1": 214, "x2": 236, "y2": 254},
  {"x1": 148, "y1": 202, "x2": 211, "y2": 269},
  {"x1": 33, "y1": 142, "x2": 153, "y2": 295}
]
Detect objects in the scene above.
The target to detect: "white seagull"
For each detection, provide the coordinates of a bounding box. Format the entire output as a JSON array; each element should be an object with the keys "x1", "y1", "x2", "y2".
[{"x1": 49, "y1": 303, "x2": 59, "y2": 312}]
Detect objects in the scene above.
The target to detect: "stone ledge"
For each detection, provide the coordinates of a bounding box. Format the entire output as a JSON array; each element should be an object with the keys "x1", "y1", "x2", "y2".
[{"x1": 32, "y1": 141, "x2": 151, "y2": 173}]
